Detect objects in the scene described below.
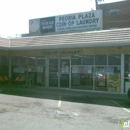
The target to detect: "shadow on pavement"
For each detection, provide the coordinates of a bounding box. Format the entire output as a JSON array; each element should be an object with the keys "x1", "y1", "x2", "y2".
[{"x1": 0, "y1": 85, "x2": 129, "y2": 109}]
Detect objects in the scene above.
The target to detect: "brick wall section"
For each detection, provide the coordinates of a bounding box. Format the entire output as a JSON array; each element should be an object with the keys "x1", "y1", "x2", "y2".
[{"x1": 97, "y1": 0, "x2": 130, "y2": 29}]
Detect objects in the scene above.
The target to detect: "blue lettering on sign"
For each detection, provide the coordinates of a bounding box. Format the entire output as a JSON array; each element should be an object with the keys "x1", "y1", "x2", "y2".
[
  {"x1": 56, "y1": 22, "x2": 66, "y2": 27},
  {"x1": 59, "y1": 15, "x2": 76, "y2": 21},
  {"x1": 68, "y1": 21, "x2": 74, "y2": 26}
]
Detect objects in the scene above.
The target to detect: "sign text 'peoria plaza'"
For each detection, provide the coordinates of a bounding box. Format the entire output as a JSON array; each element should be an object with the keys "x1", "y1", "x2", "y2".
[
  {"x1": 55, "y1": 10, "x2": 102, "y2": 31},
  {"x1": 29, "y1": 10, "x2": 102, "y2": 34}
]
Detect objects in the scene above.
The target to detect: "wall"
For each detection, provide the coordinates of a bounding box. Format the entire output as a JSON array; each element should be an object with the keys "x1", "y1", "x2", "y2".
[{"x1": 97, "y1": 0, "x2": 130, "y2": 29}]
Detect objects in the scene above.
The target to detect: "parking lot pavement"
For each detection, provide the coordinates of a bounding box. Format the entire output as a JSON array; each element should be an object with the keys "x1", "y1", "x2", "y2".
[{"x1": 0, "y1": 93, "x2": 130, "y2": 130}]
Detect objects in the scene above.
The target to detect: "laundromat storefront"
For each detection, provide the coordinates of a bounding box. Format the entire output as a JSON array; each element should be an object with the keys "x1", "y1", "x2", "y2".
[
  {"x1": 2, "y1": 26, "x2": 130, "y2": 94},
  {"x1": 2, "y1": 46, "x2": 127, "y2": 93}
]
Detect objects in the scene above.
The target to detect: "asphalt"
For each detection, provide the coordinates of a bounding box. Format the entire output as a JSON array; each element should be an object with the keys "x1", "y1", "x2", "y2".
[
  {"x1": 0, "y1": 85, "x2": 128, "y2": 100},
  {"x1": 0, "y1": 86, "x2": 130, "y2": 130},
  {"x1": 0, "y1": 93, "x2": 129, "y2": 130}
]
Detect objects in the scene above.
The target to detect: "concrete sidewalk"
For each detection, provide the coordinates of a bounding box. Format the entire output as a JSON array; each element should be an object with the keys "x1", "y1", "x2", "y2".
[{"x1": 0, "y1": 86, "x2": 127, "y2": 100}]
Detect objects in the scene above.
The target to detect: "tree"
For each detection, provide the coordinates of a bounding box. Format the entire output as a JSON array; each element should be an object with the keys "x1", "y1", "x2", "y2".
[
  {"x1": 95, "y1": 0, "x2": 104, "y2": 9},
  {"x1": 96, "y1": 0, "x2": 104, "y2": 4}
]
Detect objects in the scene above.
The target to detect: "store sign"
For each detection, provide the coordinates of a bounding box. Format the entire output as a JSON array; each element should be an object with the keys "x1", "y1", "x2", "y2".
[
  {"x1": 29, "y1": 10, "x2": 102, "y2": 34},
  {"x1": 40, "y1": 17, "x2": 55, "y2": 33},
  {"x1": 29, "y1": 19, "x2": 40, "y2": 34},
  {"x1": 55, "y1": 10, "x2": 102, "y2": 32},
  {"x1": 41, "y1": 50, "x2": 80, "y2": 55}
]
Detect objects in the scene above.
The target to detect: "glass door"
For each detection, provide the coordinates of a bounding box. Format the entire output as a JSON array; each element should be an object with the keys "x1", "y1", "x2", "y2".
[
  {"x1": 60, "y1": 58, "x2": 70, "y2": 88},
  {"x1": 49, "y1": 57, "x2": 70, "y2": 88},
  {"x1": 49, "y1": 58, "x2": 59, "y2": 87}
]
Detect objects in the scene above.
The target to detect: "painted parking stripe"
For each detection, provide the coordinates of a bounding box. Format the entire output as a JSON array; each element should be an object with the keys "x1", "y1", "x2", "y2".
[
  {"x1": 111, "y1": 100, "x2": 130, "y2": 114},
  {"x1": 58, "y1": 96, "x2": 62, "y2": 108}
]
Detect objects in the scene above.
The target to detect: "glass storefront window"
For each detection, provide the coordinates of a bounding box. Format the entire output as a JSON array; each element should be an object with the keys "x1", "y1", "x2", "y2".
[
  {"x1": 106, "y1": 67, "x2": 121, "y2": 92},
  {"x1": 83, "y1": 55, "x2": 94, "y2": 65},
  {"x1": 11, "y1": 57, "x2": 27, "y2": 83},
  {"x1": 0, "y1": 56, "x2": 9, "y2": 76},
  {"x1": 28, "y1": 57, "x2": 36, "y2": 65},
  {"x1": 95, "y1": 67, "x2": 106, "y2": 91},
  {"x1": 95, "y1": 66, "x2": 121, "y2": 92},
  {"x1": 49, "y1": 59, "x2": 58, "y2": 87},
  {"x1": 1, "y1": 56, "x2": 9, "y2": 66},
  {"x1": 0, "y1": 56, "x2": 1, "y2": 65},
  {"x1": 124, "y1": 54, "x2": 130, "y2": 93},
  {"x1": 0, "y1": 65, "x2": 9, "y2": 76},
  {"x1": 60, "y1": 59, "x2": 70, "y2": 73},
  {"x1": 37, "y1": 57, "x2": 45, "y2": 65},
  {"x1": 71, "y1": 56, "x2": 81, "y2": 65},
  {"x1": 108, "y1": 54, "x2": 121, "y2": 65},
  {"x1": 49, "y1": 59, "x2": 58, "y2": 72},
  {"x1": 11, "y1": 57, "x2": 19, "y2": 66},
  {"x1": 19, "y1": 56, "x2": 27, "y2": 66},
  {"x1": 36, "y1": 57, "x2": 45, "y2": 86},
  {"x1": 95, "y1": 55, "x2": 107, "y2": 65},
  {"x1": 124, "y1": 54, "x2": 130, "y2": 77},
  {"x1": 71, "y1": 66, "x2": 93, "y2": 90},
  {"x1": 60, "y1": 59, "x2": 70, "y2": 88}
]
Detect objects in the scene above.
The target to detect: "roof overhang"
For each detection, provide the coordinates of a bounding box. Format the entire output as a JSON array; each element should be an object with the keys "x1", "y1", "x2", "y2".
[{"x1": 0, "y1": 28, "x2": 130, "y2": 50}]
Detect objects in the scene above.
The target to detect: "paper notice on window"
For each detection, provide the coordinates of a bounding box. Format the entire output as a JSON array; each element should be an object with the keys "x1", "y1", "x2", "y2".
[{"x1": 88, "y1": 67, "x2": 92, "y2": 74}]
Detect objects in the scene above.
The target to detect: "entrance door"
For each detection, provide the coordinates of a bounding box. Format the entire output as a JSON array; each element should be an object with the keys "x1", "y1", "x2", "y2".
[
  {"x1": 49, "y1": 57, "x2": 70, "y2": 88},
  {"x1": 49, "y1": 58, "x2": 59, "y2": 87},
  {"x1": 60, "y1": 58, "x2": 70, "y2": 88}
]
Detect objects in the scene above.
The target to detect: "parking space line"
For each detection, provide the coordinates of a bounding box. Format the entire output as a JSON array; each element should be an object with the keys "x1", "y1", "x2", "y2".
[
  {"x1": 111, "y1": 100, "x2": 130, "y2": 114},
  {"x1": 58, "y1": 96, "x2": 62, "y2": 108}
]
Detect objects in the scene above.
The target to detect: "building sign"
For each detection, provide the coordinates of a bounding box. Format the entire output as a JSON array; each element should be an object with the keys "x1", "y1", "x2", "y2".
[
  {"x1": 55, "y1": 10, "x2": 102, "y2": 32},
  {"x1": 41, "y1": 49, "x2": 80, "y2": 56},
  {"x1": 40, "y1": 17, "x2": 55, "y2": 33},
  {"x1": 29, "y1": 10, "x2": 102, "y2": 34},
  {"x1": 29, "y1": 19, "x2": 40, "y2": 34}
]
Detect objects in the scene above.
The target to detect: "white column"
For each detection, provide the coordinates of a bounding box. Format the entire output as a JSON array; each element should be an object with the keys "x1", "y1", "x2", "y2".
[
  {"x1": 69, "y1": 56, "x2": 71, "y2": 89},
  {"x1": 45, "y1": 56, "x2": 49, "y2": 87},
  {"x1": 121, "y1": 54, "x2": 124, "y2": 94}
]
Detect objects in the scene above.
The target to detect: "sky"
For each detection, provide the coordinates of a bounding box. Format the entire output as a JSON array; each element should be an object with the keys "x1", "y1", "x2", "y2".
[{"x1": 0, "y1": 0, "x2": 125, "y2": 37}]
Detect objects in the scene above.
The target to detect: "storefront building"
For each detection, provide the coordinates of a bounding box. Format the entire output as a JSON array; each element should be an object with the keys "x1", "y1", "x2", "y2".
[
  {"x1": 0, "y1": 27, "x2": 130, "y2": 94},
  {"x1": 0, "y1": 10, "x2": 130, "y2": 94}
]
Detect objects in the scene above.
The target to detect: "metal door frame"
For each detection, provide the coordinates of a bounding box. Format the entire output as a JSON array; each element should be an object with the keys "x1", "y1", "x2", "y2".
[
  {"x1": 48, "y1": 56, "x2": 71, "y2": 88},
  {"x1": 59, "y1": 56, "x2": 71, "y2": 89}
]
